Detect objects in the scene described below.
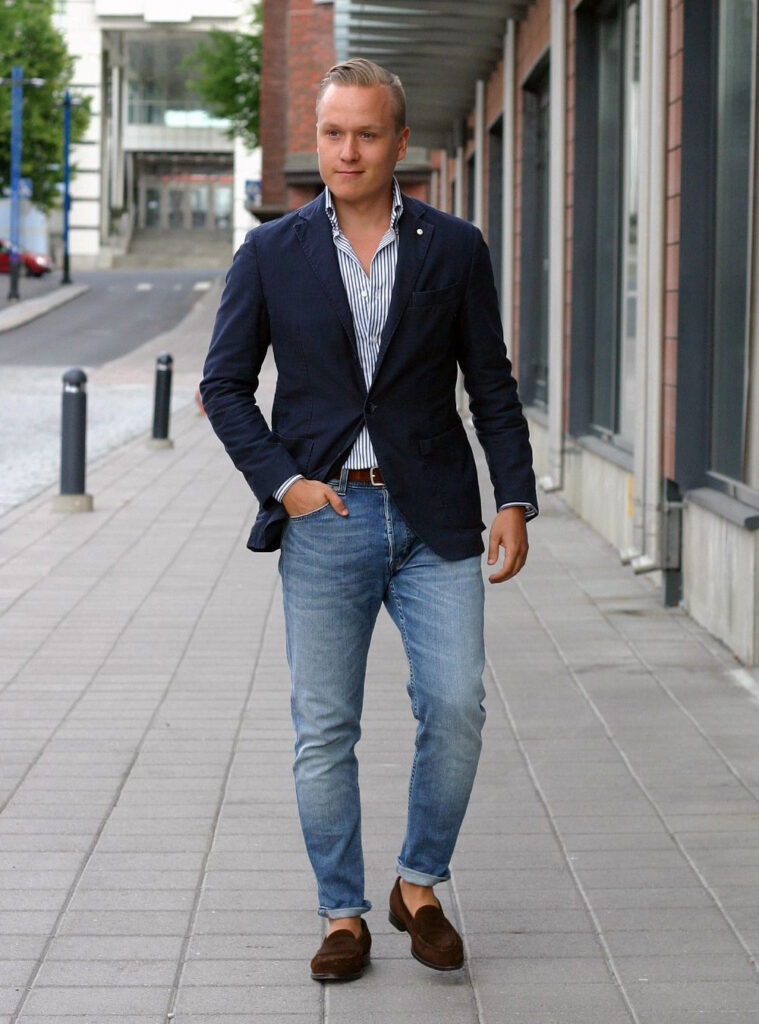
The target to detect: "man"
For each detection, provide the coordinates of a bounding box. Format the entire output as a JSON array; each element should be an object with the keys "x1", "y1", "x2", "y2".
[{"x1": 201, "y1": 58, "x2": 537, "y2": 983}]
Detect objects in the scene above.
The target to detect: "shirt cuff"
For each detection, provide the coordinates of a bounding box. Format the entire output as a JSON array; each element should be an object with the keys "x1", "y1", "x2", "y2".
[
  {"x1": 274, "y1": 474, "x2": 304, "y2": 503},
  {"x1": 498, "y1": 502, "x2": 538, "y2": 521}
]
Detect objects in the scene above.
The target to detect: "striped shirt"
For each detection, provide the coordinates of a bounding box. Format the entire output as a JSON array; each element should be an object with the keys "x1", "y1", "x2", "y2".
[{"x1": 274, "y1": 178, "x2": 402, "y2": 501}]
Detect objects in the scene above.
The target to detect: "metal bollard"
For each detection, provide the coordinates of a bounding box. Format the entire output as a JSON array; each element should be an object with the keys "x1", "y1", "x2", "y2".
[
  {"x1": 148, "y1": 352, "x2": 174, "y2": 449},
  {"x1": 52, "y1": 367, "x2": 93, "y2": 512}
]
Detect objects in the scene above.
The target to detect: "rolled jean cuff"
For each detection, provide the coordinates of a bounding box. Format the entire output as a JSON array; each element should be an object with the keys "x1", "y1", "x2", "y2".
[
  {"x1": 396, "y1": 858, "x2": 451, "y2": 887},
  {"x1": 319, "y1": 900, "x2": 372, "y2": 919}
]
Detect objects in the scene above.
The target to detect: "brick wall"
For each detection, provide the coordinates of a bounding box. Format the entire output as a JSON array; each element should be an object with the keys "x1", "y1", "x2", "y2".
[
  {"x1": 261, "y1": 0, "x2": 289, "y2": 208},
  {"x1": 286, "y1": 0, "x2": 335, "y2": 208},
  {"x1": 663, "y1": 0, "x2": 683, "y2": 479}
]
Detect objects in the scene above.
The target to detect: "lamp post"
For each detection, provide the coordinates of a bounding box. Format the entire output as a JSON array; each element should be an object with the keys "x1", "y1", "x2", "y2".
[
  {"x1": 58, "y1": 90, "x2": 83, "y2": 285},
  {"x1": 62, "y1": 90, "x2": 73, "y2": 284},
  {"x1": 0, "y1": 67, "x2": 46, "y2": 302}
]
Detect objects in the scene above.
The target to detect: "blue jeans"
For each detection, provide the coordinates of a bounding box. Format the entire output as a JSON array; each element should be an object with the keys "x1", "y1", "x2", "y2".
[{"x1": 279, "y1": 476, "x2": 486, "y2": 919}]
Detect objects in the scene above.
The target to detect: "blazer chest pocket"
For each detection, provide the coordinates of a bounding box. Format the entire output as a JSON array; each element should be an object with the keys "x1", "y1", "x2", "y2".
[{"x1": 410, "y1": 282, "x2": 461, "y2": 308}]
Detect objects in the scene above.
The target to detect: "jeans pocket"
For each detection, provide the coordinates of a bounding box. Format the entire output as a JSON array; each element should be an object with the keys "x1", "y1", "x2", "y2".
[{"x1": 288, "y1": 502, "x2": 332, "y2": 523}]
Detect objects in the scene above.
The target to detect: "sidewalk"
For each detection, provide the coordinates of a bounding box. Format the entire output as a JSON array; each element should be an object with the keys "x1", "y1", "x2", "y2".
[
  {"x1": 0, "y1": 282, "x2": 89, "y2": 334},
  {"x1": 1, "y1": 356, "x2": 758, "y2": 1023}
]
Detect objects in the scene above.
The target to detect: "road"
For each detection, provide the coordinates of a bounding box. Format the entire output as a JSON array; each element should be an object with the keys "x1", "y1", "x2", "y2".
[
  {"x1": 1, "y1": 268, "x2": 223, "y2": 517},
  {"x1": 0, "y1": 268, "x2": 222, "y2": 366}
]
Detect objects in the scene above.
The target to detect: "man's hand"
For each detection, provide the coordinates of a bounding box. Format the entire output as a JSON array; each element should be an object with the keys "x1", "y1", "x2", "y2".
[
  {"x1": 487, "y1": 507, "x2": 529, "y2": 584},
  {"x1": 281, "y1": 479, "x2": 348, "y2": 518}
]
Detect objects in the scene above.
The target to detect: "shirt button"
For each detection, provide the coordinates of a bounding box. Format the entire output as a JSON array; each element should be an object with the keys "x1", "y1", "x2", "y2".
[
  {"x1": 361, "y1": 291, "x2": 368, "y2": 298},
  {"x1": 370, "y1": 335, "x2": 379, "y2": 345}
]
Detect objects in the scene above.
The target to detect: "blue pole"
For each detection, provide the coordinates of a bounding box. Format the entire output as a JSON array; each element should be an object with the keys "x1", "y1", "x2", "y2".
[
  {"x1": 8, "y1": 65, "x2": 23, "y2": 302},
  {"x1": 62, "y1": 90, "x2": 72, "y2": 285}
]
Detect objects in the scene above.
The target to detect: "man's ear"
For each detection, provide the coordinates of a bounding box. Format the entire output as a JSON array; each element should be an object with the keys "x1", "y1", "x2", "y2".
[{"x1": 397, "y1": 126, "x2": 410, "y2": 161}]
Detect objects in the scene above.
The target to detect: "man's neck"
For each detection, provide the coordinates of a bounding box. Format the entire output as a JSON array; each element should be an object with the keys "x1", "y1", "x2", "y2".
[{"x1": 332, "y1": 187, "x2": 394, "y2": 236}]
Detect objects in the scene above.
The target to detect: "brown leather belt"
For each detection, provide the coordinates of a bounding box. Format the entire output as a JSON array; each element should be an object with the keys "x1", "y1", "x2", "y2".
[{"x1": 344, "y1": 467, "x2": 385, "y2": 485}]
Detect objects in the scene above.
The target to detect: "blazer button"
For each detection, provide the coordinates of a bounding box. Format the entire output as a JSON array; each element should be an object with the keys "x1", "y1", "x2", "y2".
[{"x1": 366, "y1": 402, "x2": 377, "y2": 414}]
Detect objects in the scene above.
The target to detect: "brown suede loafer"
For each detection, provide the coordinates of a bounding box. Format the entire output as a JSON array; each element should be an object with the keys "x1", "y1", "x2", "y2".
[
  {"x1": 388, "y1": 876, "x2": 464, "y2": 971},
  {"x1": 310, "y1": 918, "x2": 371, "y2": 981}
]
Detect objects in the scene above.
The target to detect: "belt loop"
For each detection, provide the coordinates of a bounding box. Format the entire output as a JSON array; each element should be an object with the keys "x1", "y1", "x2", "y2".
[{"x1": 337, "y1": 465, "x2": 349, "y2": 495}]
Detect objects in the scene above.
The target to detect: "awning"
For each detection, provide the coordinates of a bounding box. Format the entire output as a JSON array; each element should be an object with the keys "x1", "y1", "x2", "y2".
[{"x1": 333, "y1": 1, "x2": 534, "y2": 147}]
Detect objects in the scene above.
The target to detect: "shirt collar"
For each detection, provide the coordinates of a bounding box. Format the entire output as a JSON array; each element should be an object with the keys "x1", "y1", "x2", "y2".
[{"x1": 324, "y1": 177, "x2": 404, "y2": 236}]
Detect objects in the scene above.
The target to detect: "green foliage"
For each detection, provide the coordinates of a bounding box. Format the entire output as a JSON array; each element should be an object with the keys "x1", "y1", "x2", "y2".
[
  {"x1": 183, "y1": 2, "x2": 261, "y2": 150},
  {"x1": 0, "y1": 0, "x2": 90, "y2": 212}
]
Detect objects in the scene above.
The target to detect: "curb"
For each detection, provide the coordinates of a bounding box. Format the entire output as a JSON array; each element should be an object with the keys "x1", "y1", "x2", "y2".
[{"x1": 0, "y1": 282, "x2": 90, "y2": 334}]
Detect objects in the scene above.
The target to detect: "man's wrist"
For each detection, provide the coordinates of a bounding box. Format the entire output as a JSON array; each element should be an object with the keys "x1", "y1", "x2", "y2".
[
  {"x1": 274, "y1": 474, "x2": 304, "y2": 504},
  {"x1": 497, "y1": 502, "x2": 537, "y2": 521}
]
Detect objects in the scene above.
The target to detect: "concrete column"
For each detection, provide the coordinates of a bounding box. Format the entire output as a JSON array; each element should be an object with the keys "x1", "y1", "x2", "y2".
[
  {"x1": 454, "y1": 143, "x2": 464, "y2": 219},
  {"x1": 474, "y1": 79, "x2": 485, "y2": 229},
  {"x1": 110, "y1": 61, "x2": 123, "y2": 210},
  {"x1": 629, "y1": 0, "x2": 667, "y2": 573},
  {"x1": 439, "y1": 150, "x2": 449, "y2": 213},
  {"x1": 430, "y1": 168, "x2": 440, "y2": 209},
  {"x1": 643, "y1": 0, "x2": 668, "y2": 568},
  {"x1": 543, "y1": 0, "x2": 567, "y2": 492},
  {"x1": 501, "y1": 22, "x2": 516, "y2": 333}
]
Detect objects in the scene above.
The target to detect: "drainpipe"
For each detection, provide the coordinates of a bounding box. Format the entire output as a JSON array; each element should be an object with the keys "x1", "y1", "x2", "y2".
[
  {"x1": 474, "y1": 79, "x2": 485, "y2": 229},
  {"x1": 542, "y1": 0, "x2": 567, "y2": 492},
  {"x1": 501, "y1": 22, "x2": 516, "y2": 333}
]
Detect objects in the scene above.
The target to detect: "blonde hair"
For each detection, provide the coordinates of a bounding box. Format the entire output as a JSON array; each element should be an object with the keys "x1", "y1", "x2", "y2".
[{"x1": 316, "y1": 57, "x2": 407, "y2": 133}]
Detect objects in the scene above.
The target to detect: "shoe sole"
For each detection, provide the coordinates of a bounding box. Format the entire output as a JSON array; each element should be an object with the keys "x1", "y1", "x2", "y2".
[{"x1": 388, "y1": 910, "x2": 464, "y2": 971}]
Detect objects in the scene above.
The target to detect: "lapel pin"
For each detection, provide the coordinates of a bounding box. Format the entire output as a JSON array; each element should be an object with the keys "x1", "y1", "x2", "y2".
[{"x1": 416, "y1": 228, "x2": 423, "y2": 235}]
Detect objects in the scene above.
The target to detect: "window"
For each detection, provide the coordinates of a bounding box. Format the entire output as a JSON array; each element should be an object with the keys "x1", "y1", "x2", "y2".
[
  {"x1": 677, "y1": 0, "x2": 759, "y2": 507},
  {"x1": 571, "y1": 0, "x2": 640, "y2": 449},
  {"x1": 519, "y1": 62, "x2": 550, "y2": 407},
  {"x1": 125, "y1": 36, "x2": 230, "y2": 130},
  {"x1": 710, "y1": 0, "x2": 755, "y2": 483}
]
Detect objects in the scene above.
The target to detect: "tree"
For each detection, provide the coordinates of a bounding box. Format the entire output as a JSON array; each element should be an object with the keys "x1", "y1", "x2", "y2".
[
  {"x1": 183, "y1": 2, "x2": 261, "y2": 150},
  {"x1": 0, "y1": 0, "x2": 89, "y2": 213}
]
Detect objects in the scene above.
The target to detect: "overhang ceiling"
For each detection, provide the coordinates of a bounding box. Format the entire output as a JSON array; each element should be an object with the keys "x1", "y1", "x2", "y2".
[{"x1": 333, "y1": 1, "x2": 534, "y2": 148}]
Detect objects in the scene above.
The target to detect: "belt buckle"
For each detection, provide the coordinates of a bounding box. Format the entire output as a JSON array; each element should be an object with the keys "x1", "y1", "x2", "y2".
[{"x1": 369, "y1": 466, "x2": 383, "y2": 487}]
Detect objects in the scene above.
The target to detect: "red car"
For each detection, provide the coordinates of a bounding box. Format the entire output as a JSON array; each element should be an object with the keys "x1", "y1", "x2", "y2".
[{"x1": 0, "y1": 238, "x2": 52, "y2": 277}]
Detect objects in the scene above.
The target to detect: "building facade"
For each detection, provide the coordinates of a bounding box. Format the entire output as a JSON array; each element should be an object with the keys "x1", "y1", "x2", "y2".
[
  {"x1": 53, "y1": 0, "x2": 260, "y2": 266},
  {"x1": 258, "y1": 0, "x2": 433, "y2": 220},
  {"x1": 264, "y1": 0, "x2": 759, "y2": 665}
]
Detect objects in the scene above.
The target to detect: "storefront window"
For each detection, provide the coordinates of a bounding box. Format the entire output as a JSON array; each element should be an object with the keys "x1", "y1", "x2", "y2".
[
  {"x1": 710, "y1": 0, "x2": 755, "y2": 482},
  {"x1": 590, "y1": 0, "x2": 639, "y2": 446}
]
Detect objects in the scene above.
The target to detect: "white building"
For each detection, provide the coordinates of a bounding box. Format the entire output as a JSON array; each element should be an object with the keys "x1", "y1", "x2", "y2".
[{"x1": 53, "y1": 0, "x2": 261, "y2": 267}]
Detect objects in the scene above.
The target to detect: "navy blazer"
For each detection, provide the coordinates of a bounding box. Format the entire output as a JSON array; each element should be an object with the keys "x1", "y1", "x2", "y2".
[{"x1": 200, "y1": 191, "x2": 537, "y2": 560}]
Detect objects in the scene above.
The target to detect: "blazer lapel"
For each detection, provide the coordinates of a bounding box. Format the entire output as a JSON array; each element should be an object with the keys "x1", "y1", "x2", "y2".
[
  {"x1": 373, "y1": 201, "x2": 433, "y2": 378},
  {"x1": 294, "y1": 198, "x2": 358, "y2": 357}
]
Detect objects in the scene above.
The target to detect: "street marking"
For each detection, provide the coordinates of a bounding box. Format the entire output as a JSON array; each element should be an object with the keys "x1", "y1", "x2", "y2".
[
  {"x1": 193, "y1": 280, "x2": 211, "y2": 292},
  {"x1": 728, "y1": 667, "x2": 759, "y2": 709},
  {"x1": 136, "y1": 282, "x2": 153, "y2": 291}
]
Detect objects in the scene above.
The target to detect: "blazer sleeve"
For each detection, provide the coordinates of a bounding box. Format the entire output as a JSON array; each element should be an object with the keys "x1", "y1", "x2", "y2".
[
  {"x1": 456, "y1": 227, "x2": 538, "y2": 517},
  {"x1": 200, "y1": 233, "x2": 299, "y2": 507}
]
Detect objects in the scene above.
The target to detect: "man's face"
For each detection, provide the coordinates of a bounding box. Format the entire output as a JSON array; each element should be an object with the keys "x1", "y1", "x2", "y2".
[{"x1": 316, "y1": 84, "x2": 409, "y2": 207}]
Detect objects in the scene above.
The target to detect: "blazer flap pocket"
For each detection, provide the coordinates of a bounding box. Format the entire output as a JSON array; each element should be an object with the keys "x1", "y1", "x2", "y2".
[
  {"x1": 419, "y1": 420, "x2": 466, "y2": 455},
  {"x1": 272, "y1": 432, "x2": 314, "y2": 468},
  {"x1": 410, "y1": 282, "x2": 461, "y2": 308}
]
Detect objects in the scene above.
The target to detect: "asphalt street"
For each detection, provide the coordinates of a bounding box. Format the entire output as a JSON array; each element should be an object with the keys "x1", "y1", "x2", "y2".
[
  {"x1": 1, "y1": 271, "x2": 223, "y2": 517},
  {"x1": 0, "y1": 268, "x2": 222, "y2": 367}
]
